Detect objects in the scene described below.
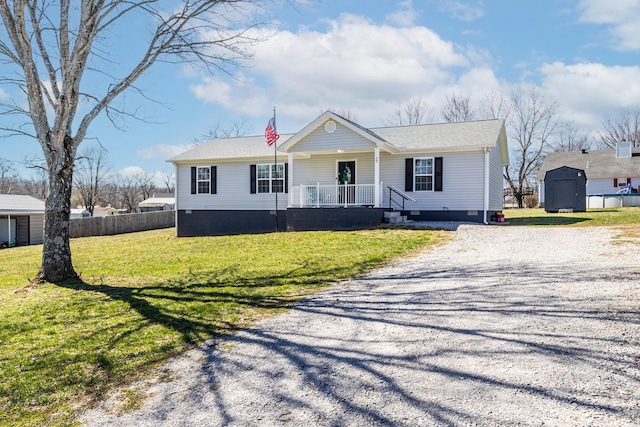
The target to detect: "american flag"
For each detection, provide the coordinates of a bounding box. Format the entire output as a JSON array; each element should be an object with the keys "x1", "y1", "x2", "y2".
[{"x1": 265, "y1": 117, "x2": 280, "y2": 146}]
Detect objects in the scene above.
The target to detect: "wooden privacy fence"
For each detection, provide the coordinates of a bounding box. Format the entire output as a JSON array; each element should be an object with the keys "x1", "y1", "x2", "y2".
[{"x1": 69, "y1": 211, "x2": 175, "y2": 238}]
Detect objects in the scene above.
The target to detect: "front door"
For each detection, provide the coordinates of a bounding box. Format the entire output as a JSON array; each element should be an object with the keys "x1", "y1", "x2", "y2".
[{"x1": 338, "y1": 161, "x2": 356, "y2": 204}]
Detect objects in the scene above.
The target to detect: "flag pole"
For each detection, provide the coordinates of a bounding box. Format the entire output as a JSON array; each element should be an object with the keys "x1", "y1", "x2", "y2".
[{"x1": 273, "y1": 107, "x2": 278, "y2": 232}]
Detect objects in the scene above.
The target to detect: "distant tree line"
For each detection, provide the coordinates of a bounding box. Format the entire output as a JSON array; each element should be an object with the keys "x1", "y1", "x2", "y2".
[
  {"x1": 0, "y1": 148, "x2": 175, "y2": 215},
  {"x1": 380, "y1": 87, "x2": 639, "y2": 208}
]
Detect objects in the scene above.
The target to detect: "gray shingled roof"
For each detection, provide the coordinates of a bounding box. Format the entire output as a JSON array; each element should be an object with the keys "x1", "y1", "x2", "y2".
[
  {"x1": 168, "y1": 118, "x2": 505, "y2": 163},
  {"x1": 0, "y1": 194, "x2": 45, "y2": 214},
  {"x1": 371, "y1": 119, "x2": 504, "y2": 150},
  {"x1": 168, "y1": 134, "x2": 294, "y2": 162},
  {"x1": 537, "y1": 148, "x2": 640, "y2": 181}
]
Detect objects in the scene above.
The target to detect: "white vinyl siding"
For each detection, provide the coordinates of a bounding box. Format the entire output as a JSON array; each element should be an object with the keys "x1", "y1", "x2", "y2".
[
  {"x1": 488, "y1": 145, "x2": 505, "y2": 211},
  {"x1": 176, "y1": 159, "x2": 287, "y2": 211},
  {"x1": 379, "y1": 151, "x2": 485, "y2": 211},
  {"x1": 288, "y1": 122, "x2": 377, "y2": 153},
  {"x1": 178, "y1": 150, "x2": 491, "y2": 212},
  {"x1": 292, "y1": 153, "x2": 375, "y2": 186},
  {"x1": 586, "y1": 178, "x2": 633, "y2": 194}
]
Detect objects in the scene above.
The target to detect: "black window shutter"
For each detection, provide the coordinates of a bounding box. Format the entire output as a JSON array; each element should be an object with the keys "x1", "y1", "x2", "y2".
[
  {"x1": 434, "y1": 157, "x2": 443, "y2": 192},
  {"x1": 210, "y1": 166, "x2": 217, "y2": 194},
  {"x1": 405, "y1": 158, "x2": 413, "y2": 192},
  {"x1": 190, "y1": 167, "x2": 196, "y2": 194},
  {"x1": 284, "y1": 163, "x2": 289, "y2": 193},
  {"x1": 250, "y1": 164, "x2": 257, "y2": 194}
]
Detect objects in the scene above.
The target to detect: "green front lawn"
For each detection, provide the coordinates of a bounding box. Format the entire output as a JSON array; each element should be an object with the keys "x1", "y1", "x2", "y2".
[
  {"x1": 503, "y1": 207, "x2": 640, "y2": 227},
  {"x1": 0, "y1": 228, "x2": 445, "y2": 427}
]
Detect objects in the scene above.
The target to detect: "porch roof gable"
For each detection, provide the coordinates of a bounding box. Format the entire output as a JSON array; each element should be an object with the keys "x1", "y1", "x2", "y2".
[{"x1": 278, "y1": 111, "x2": 397, "y2": 154}]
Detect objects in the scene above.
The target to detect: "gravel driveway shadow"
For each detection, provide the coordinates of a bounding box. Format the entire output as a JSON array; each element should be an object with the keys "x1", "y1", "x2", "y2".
[{"x1": 82, "y1": 226, "x2": 640, "y2": 426}]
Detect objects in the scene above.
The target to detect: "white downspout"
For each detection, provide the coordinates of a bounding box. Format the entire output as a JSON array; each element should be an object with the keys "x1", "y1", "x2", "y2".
[
  {"x1": 374, "y1": 147, "x2": 380, "y2": 207},
  {"x1": 288, "y1": 153, "x2": 294, "y2": 207},
  {"x1": 483, "y1": 147, "x2": 490, "y2": 225},
  {"x1": 173, "y1": 163, "x2": 178, "y2": 237}
]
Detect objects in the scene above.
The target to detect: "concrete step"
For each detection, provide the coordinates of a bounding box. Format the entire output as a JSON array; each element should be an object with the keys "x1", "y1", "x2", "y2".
[
  {"x1": 384, "y1": 211, "x2": 401, "y2": 219},
  {"x1": 388, "y1": 215, "x2": 407, "y2": 224}
]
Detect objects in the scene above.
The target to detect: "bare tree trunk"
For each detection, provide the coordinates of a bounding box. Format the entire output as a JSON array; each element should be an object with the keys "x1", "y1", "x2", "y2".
[
  {"x1": 35, "y1": 141, "x2": 78, "y2": 283},
  {"x1": 0, "y1": 0, "x2": 266, "y2": 283}
]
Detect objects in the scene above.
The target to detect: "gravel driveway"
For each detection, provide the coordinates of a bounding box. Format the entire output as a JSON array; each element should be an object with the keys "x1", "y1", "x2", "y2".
[{"x1": 82, "y1": 225, "x2": 640, "y2": 426}]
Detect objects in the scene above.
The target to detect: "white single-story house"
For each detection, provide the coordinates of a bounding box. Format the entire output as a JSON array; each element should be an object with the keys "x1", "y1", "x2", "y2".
[
  {"x1": 70, "y1": 208, "x2": 91, "y2": 219},
  {"x1": 138, "y1": 194, "x2": 175, "y2": 213},
  {"x1": 537, "y1": 143, "x2": 640, "y2": 207},
  {"x1": 168, "y1": 112, "x2": 509, "y2": 236},
  {"x1": 0, "y1": 194, "x2": 45, "y2": 246},
  {"x1": 92, "y1": 206, "x2": 121, "y2": 217}
]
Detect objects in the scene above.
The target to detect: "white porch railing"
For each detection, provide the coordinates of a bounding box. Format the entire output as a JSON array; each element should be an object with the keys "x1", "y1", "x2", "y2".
[{"x1": 291, "y1": 183, "x2": 379, "y2": 207}]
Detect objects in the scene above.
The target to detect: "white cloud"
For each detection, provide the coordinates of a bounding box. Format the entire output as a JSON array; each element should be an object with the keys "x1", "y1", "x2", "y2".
[
  {"x1": 577, "y1": 0, "x2": 640, "y2": 50},
  {"x1": 0, "y1": 88, "x2": 8, "y2": 100},
  {"x1": 540, "y1": 61, "x2": 640, "y2": 127},
  {"x1": 385, "y1": 0, "x2": 419, "y2": 27},
  {"x1": 136, "y1": 143, "x2": 195, "y2": 160},
  {"x1": 189, "y1": 13, "x2": 498, "y2": 127},
  {"x1": 117, "y1": 165, "x2": 146, "y2": 178},
  {"x1": 437, "y1": 1, "x2": 485, "y2": 22}
]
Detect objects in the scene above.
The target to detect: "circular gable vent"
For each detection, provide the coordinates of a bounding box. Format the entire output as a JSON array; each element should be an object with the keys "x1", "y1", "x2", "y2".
[{"x1": 325, "y1": 120, "x2": 337, "y2": 133}]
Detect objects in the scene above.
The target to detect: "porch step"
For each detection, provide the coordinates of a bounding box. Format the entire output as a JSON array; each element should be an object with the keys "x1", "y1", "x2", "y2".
[
  {"x1": 383, "y1": 210, "x2": 411, "y2": 225},
  {"x1": 388, "y1": 215, "x2": 408, "y2": 224}
]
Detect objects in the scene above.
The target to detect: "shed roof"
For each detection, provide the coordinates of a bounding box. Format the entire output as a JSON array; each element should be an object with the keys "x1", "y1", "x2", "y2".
[
  {"x1": 538, "y1": 148, "x2": 640, "y2": 181},
  {"x1": 0, "y1": 194, "x2": 46, "y2": 215}
]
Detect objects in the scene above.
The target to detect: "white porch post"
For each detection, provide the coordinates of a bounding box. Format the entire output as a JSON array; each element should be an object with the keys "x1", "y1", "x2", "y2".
[
  {"x1": 374, "y1": 147, "x2": 380, "y2": 207},
  {"x1": 288, "y1": 153, "x2": 293, "y2": 206}
]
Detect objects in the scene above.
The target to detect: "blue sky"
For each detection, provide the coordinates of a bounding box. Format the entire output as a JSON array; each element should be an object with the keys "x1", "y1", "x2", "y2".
[{"x1": 1, "y1": 0, "x2": 639, "y2": 183}]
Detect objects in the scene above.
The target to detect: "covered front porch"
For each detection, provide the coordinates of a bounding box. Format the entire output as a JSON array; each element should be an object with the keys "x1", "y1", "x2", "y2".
[
  {"x1": 279, "y1": 111, "x2": 402, "y2": 210},
  {"x1": 285, "y1": 145, "x2": 390, "y2": 208},
  {"x1": 290, "y1": 183, "x2": 381, "y2": 207}
]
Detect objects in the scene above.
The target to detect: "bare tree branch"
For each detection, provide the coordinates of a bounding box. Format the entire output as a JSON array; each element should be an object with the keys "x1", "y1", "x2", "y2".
[
  {"x1": 598, "y1": 107, "x2": 640, "y2": 149},
  {"x1": 553, "y1": 121, "x2": 591, "y2": 152},
  {"x1": 441, "y1": 93, "x2": 475, "y2": 123},
  {"x1": 384, "y1": 97, "x2": 434, "y2": 126},
  {"x1": 0, "y1": 0, "x2": 276, "y2": 282},
  {"x1": 504, "y1": 85, "x2": 559, "y2": 208}
]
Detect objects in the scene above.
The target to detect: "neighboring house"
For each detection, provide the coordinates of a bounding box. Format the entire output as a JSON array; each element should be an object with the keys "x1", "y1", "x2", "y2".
[
  {"x1": 537, "y1": 143, "x2": 640, "y2": 205},
  {"x1": 168, "y1": 112, "x2": 509, "y2": 236},
  {"x1": 70, "y1": 208, "x2": 91, "y2": 219},
  {"x1": 92, "y1": 206, "x2": 120, "y2": 217},
  {"x1": 138, "y1": 194, "x2": 175, "y2": 213},
  {"x1": 0, "y1": 194, "x2": 45, "y2": 246}
]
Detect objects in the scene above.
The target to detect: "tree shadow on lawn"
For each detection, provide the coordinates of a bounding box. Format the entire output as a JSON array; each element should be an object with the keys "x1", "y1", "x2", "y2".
[{"x1": 54, "y1": 262, "x2": 354, "y2": 347}]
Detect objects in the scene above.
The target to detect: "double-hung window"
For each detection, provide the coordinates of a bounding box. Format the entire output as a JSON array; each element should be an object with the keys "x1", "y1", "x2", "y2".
[
  {"x1": 197, "y1": 166, "x2": 210, "y2": 194},
  {"x1": 257, "y1": 164, "x2": 284, "y2": 193},
  {"x1": 617, "y1": 178, "x2": 629, "y2": 187},
  {"x1": 414, "y1": 158, "x2": 434, "y2": 191}
]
